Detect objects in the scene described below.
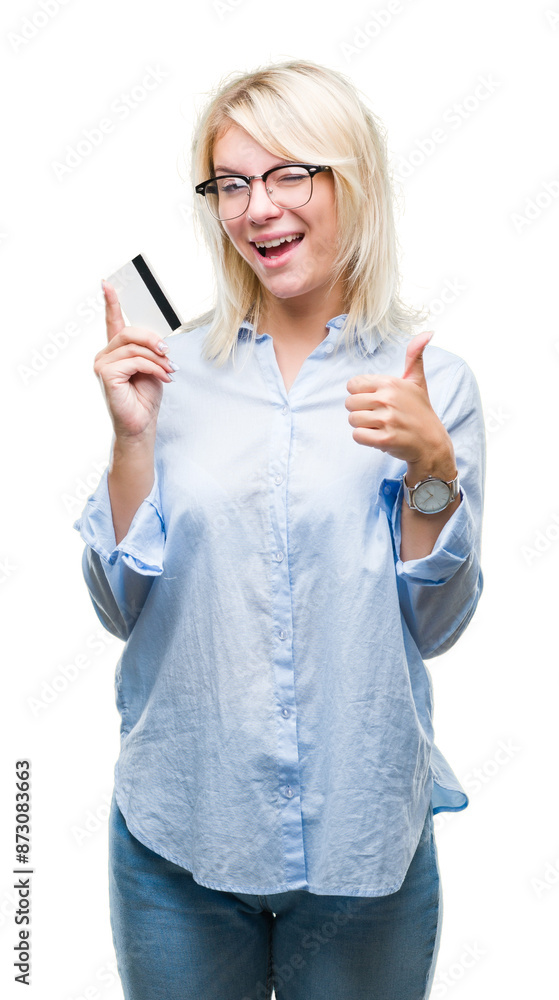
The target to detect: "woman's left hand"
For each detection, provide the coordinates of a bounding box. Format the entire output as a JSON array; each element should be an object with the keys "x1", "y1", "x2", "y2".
[{"x1": 344, "y1": 331, "x2": 456, "y2": 479}]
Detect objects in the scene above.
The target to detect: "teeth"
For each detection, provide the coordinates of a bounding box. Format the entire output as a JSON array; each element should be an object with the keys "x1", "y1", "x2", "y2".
[{"x1": 254, "y1": 234, "x2": 303, "y2": 248}]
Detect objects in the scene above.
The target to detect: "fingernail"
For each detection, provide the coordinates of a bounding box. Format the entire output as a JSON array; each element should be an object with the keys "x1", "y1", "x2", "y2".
[
  {"x1": 101, "y1": 279, "x2": 106, "y2": 294},
  {"x1": 168, "y1": 360, "x2": 180, "y2": 371},
  {"x1": 167, "y1": 372, "x2": 175, "y2": 381},
  {"x1": 157, "y1": 341, "x2": 169, "y2": 353}
]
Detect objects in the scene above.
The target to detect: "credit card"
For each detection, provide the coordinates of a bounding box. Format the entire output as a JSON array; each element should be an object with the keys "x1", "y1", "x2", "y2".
[{"x1": 106, "y1": 253, "x2": 182, "y2": 339}]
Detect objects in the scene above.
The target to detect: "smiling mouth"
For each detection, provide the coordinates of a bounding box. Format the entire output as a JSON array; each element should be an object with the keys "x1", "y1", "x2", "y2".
[{"x1": 253, "y1": 234, "x2": 304, "y2": 258}]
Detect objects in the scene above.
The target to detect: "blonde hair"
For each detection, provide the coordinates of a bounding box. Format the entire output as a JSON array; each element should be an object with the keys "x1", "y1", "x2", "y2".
[{"x1": 178, "y1": 58, "x2": 428, "y2": 365}]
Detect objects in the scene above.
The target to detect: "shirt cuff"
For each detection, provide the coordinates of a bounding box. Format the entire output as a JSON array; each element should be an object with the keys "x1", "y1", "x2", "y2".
[
  {"x1": 73, "y1": 466, "x2": 165, "y2": 576},
  {"x1": 378, "y1": 477, "x2": 475, "y2": 585}
]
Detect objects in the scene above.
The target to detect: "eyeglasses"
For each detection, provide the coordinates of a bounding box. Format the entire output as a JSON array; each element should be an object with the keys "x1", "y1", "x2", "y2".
[{"x1": 195, "y1": 164, "x2": 331, "y2": 221}]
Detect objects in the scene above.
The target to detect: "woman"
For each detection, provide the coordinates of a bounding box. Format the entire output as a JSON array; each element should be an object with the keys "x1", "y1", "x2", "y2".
[{"x1": 74, "y1": 59, "x2": 485, "y2": 1000}]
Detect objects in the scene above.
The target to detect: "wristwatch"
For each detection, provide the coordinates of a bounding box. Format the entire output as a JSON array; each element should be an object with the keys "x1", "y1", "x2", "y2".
[{"x1": 403, "y1": 472, "x2": 460, "y2": 514}]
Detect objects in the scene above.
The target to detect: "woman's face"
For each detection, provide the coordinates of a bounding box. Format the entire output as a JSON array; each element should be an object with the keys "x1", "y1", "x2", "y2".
[{"x1": 211, "y1": 123, "x2": 341, "y2": 310}]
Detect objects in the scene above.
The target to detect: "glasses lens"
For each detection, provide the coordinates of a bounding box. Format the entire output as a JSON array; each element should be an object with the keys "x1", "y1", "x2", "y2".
[
  {"x1": 266, "y1": 166, "x2": 312, "y2": 210},
  {"x1": 203, "y1": 167, "x2": 314, "y2": 220},
  {"x1": 205, "y1": 176, "x2": 250, "y2": 221}
]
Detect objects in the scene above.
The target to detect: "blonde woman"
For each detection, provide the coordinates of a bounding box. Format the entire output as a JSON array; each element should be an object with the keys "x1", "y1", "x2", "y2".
[{"x1": 74, "y1": 60, "x2": 485, "y2": 1000}]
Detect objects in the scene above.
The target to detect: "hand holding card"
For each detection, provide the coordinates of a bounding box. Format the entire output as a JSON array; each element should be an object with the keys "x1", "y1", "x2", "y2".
[
  {"x1": 95, "y1": 254, "x2": 182, "y2": 442},
  {"x1": 95, "y1": 279, "x2": 177, "y2": 443}
]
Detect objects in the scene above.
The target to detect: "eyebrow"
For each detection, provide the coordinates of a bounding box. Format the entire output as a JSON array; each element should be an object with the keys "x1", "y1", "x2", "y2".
[{"x1": 213, "y1": 160, "x2": 291, "y2": 174}]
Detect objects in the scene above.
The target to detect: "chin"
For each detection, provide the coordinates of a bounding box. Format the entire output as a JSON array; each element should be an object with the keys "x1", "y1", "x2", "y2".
[
  {"x1": 261, "y1": 276, "x2": 312, "y2": 298},
  {"x1": 265, "y1": 288, "x2": 307, "y2": 303}
]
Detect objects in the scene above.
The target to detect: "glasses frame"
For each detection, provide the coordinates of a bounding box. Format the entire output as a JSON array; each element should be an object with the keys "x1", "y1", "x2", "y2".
[{"x1": 195, "y1": 164, "x2": 332, "y2": 221}]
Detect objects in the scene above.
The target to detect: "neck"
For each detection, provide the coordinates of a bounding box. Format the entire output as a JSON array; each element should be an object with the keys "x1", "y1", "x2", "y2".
[{"x1": 259, "y1": 280, "x2": 346, "y2": 347}]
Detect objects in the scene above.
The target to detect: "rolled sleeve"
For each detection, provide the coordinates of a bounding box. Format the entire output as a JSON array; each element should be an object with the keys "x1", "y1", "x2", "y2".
[
  {"x1": 73, "y1": 466, "x2": 165, "y2": 575},
  {"x1": 73, "y1": 465, "x2": 166, "y2": 639},
  {"x1": 378, "y1": 478, "x2": 475, "y2": 586}
]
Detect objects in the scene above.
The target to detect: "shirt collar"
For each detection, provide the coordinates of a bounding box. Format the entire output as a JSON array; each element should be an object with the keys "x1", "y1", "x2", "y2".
[{"x1": 238, "y1": 314, "x2": 383, "y2": 355}]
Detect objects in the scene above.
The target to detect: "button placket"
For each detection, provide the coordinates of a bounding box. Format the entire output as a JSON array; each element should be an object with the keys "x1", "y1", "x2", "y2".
[{"x1": 262, "y1": 353, "x2": 305, "y2": 885}]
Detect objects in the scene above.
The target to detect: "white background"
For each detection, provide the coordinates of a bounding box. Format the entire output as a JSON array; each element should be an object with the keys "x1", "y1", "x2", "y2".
[{"x1": 1, "y1": 0, "x2": 558, "y2": 997}]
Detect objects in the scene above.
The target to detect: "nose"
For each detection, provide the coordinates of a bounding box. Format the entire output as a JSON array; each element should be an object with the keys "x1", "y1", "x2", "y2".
[{"x1": 246, "y1": 178, "x2": 283, "y2": 223}]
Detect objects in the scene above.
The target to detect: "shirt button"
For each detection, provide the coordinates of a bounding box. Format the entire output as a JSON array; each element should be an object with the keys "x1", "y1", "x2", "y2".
[
  {"x1": 324, "y1": 343, "x2": 334, "y2": 354},
  {"x1": 281, "y1": 708, "x2": 290, "y2": 718},
  {"x1": 274, "y1": 551, "x2": 284, "y2": 562},
  {"x1": 281, "y1": 405, "x2": 289, "y2": 415},
  {"x1": 384, "y1": 484, "x2": 392, "y2": 495},
  {"x1": 278, "y1": 630, "x2": 288, "y2": 640},
  {"x1": 284, "y1": 785, "x2": 294, "y2": 798},
  {"x1": 274, "y1": 474, "x2": 283, "y2": 485}
]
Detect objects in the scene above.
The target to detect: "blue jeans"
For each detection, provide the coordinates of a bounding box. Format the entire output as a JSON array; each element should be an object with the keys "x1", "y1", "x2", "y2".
[{"x1": 108, "y1": 789, "x2": 442, "y2": 999}]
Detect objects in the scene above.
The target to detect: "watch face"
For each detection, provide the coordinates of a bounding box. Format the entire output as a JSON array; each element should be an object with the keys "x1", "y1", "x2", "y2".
[{"x1": 413, "y1": 479, "x2": 451, "y2": 513}]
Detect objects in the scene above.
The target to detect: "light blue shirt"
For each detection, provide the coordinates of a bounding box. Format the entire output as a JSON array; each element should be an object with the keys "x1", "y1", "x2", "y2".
[{"x1": 73, "y1": 316, "x2": 485, "y2": 897}]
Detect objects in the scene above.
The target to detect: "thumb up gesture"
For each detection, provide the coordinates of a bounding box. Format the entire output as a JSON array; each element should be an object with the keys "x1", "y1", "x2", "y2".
[{"x1": 345, "y1": 331, "x2": 456, "y2": 478}]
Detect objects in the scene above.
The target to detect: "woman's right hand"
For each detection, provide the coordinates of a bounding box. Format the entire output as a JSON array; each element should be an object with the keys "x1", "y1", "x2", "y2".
[{"x1": 94, "y1": 280, "x2": 176, "y2": 440}]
